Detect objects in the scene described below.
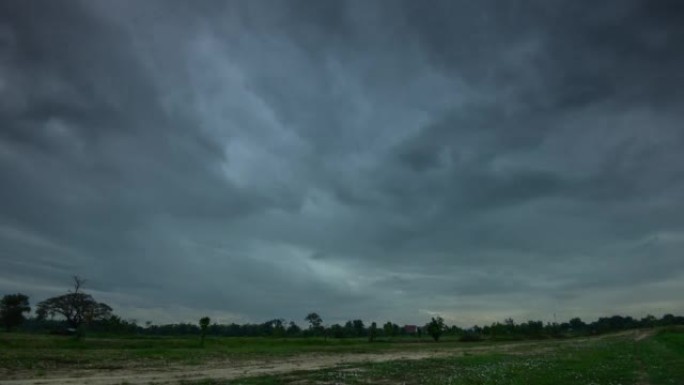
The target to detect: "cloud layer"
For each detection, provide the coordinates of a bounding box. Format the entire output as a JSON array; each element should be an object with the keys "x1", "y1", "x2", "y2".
[{"x1": 1, "y1": 0, "x2": 683, "y2": 326}]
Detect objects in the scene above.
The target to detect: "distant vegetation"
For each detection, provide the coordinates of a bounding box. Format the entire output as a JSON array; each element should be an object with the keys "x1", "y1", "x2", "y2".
[
  {"x1": 3, "y1": 279, "x2": 684, "y2": 384},
  {"x1": 3, "y1": 278, "x2": 684, "y2": 342},
  {"x1": 7, "y1": 299, "x2": 684, "y2": 341}
]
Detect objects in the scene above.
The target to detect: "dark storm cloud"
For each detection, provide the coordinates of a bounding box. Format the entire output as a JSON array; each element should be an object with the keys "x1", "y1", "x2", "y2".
[{"x1": 1, "y1": 0, "x2": 683, "y2": 325}]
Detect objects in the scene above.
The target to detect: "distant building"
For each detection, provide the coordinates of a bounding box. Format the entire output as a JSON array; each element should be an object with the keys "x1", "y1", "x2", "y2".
[{"x1": 404, "y1": 324, "x2": 418, "y2": 334}]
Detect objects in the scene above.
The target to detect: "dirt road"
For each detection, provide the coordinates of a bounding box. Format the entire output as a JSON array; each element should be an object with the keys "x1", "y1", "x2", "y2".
[{"x1": 0, "y1": 349, "x2": 462, "y2": 385}]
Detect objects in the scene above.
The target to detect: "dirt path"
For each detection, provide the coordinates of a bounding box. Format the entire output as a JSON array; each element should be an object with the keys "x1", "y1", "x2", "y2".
[
  {"x1": 0, "y1": 350, "x2": 459, "y2": 385},
  {"x1": 633, "y1": 329, "x2": 656, "y2": 385},
  {"x1": 634, "y1": 329, "x2": 656, "y2": 342}
]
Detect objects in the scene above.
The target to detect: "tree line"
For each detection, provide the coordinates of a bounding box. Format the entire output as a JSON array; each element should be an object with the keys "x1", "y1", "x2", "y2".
[{"x1": 3, "y1": 278, "x2": 683, "y2": 342}]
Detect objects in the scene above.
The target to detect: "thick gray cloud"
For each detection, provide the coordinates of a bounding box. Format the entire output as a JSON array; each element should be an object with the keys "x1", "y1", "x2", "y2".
[{"x1": 1, "y1": 0, "x2": 683, "y2": 326}]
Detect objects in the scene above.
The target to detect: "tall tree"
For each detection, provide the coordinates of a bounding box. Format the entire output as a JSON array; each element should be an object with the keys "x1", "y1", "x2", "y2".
[
  {"x1": 352, "y1": 319, "x2": 365, "y2": 337},
  {"x1": 271, "y1": 318, "x2": 285, "y2": 337},
  {"x1": 286, "y1": 321, "x2": 301, "y2": 336},
  {"x1": 305, "y1": 312, "x2": 323, "y2": 335},
  {"x1": 569, "y1": 317, "x2": 586, "y2": 332},
  {"x1": 383, "y1": 321, "x2": 394, "y2": 337},
  {"x1": 0, "y1": 293, "x2": 31, "y2": 332},
  {"x1": 199, "y1": 316, "x2": 210, "y2": 346},
  {"x1": 426, "y1": 317, "x2": 445, "y2": 342},
  {"x1": 36, "y1": 276, "x2": 112, "y2": 330},
  {"x1": 368, "y1": 322, "x2": 378, "y2": 342}
]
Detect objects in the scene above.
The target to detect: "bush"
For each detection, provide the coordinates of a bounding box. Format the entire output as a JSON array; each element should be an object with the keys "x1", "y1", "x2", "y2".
[{"x1": 459, "y1": 332, "x2": 483, "y2": 342}]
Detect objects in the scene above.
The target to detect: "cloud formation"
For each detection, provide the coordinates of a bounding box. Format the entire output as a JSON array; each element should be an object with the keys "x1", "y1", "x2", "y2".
[{"x1": 1, "y1": 0, "x2": 683, "y2": 326}]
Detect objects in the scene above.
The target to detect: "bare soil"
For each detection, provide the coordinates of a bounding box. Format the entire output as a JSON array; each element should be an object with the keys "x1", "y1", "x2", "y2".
[
  {"x1": 0, "y1": 342, "x2": 542, "y2": 385},
  {"x1": 634, "y1": 329, "x2": 656, "y2": 342}
]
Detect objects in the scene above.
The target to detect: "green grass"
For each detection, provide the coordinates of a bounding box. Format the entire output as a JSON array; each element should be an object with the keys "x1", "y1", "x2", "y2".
[
  {"x1": 2, "y1": 329, "x2": 683, "y2": 384},
  {"x1": 186, "y1": 330, "x2": 684, "y2": 385},
  {"x1": 223, "y1": 341, "x2": 638, "y2": 385},
  {"x1": 638, "y1": 329, "x2": 684, "y2": 383},
  {"x1": 0, "y1": 333, "x2": 496, "y2": 372}
]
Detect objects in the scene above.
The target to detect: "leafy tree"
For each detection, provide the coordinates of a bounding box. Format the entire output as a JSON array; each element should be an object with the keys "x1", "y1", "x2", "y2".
[
  {"x1": 383, "y1": 321, "x2": 394, "y2": 337},
  {"x1": 260, "y1": 318, "x2": 286, "y2": 337},
  {"x1": 1, "y1": 293, "x2": 31, "y2": 331},
  {"x1": 343, "y1": 320, "x2": 355, "y2": 337},
  {"x1": 660, "y1": 314, "x2": 676, "y2": 326},
  {"x1": 329, "y1": 323, "x2": 345, "y2": 338},
  {"x1": 426, "y1": 316, "x2": 445, "y2": 342},
  {"x1": 305, "y1": 312, "x2": 322, "y2": 328},
  {"x1": 368, "y1": 322, "x2": 378, "y2": 342},
  {"x1": 352, "y1": 319, "x2": 365, "y2": 337},
  {"x1": 36, "y1": 276, "x2": 112, "y2": 330},
  {"x1": 199, "y1": 316, "x2": 210, "y2": 346},
  {"x1": 286, "y1": 321, "x2": 301, "y2": 336},
  {"x1": 305, "y1": 312, "x2": 323, "y2": 335},
  {"x1": 504, "y1": 318, "x2": 516, "y2": 334},
  {"x1": 641, "y1": 314, "x2": 656, "y2": 328},
  {"x1": 524, "y1": 320, "x2": 544, "y2": 336},
  {"x1": 270, "y1": 318, "x2": 285, "y2": 337},
  {"x1": 569, "y1": 317, "x2": 586, "y2": 332}
]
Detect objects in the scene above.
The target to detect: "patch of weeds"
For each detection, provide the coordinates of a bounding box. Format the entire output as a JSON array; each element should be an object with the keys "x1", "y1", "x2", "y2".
[{"x1": 639, "y1": 330, "x2": 684, "y2": 384}]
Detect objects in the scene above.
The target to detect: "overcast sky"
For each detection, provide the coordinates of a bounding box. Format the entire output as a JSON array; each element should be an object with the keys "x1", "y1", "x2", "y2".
[{"x1": 1, "y1": 0, "x2": 683, "y2": 327}]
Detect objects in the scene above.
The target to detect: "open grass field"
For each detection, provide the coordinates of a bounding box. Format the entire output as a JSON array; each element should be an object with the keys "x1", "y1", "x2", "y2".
[{"x1": 1, "y1": 328, "x2": 682, "y2": 384}]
